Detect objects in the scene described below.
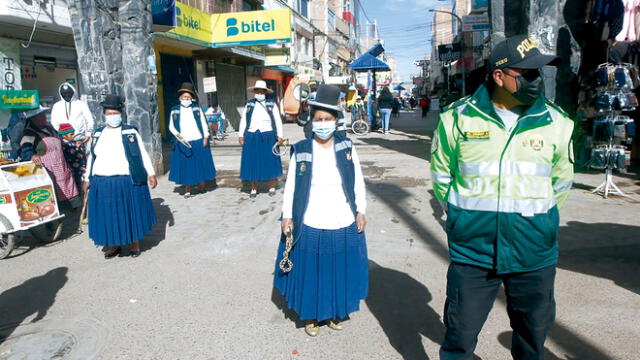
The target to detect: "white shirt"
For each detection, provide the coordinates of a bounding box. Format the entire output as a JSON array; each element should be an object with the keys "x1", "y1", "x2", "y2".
[
  {"x1": 282, "y1": 141, "x2": 366, "y2": 229},
  {"x1": 169, "y1": 106, "x2": 210, "y2": 142},
  {"x1": 493, "y1": 105, "x2": 522, "y2": 133},
  {"x1": 51, "y1": 99, "x2": 95, "y2": 139},
  {"x1": 84, "y1": 126, "x2": 155, "y2": 181},
  {"x1": 239, "y1": 101, "x2": 284, "y2": 138}
]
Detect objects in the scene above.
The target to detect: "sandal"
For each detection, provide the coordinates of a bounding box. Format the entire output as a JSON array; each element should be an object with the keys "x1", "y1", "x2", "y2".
[
  {"x1": 305, "y1": 321, "x2": 320, "y2": 337},
  {"x1": 327, "y1": 320, "x2": 343, "y2": 331}
]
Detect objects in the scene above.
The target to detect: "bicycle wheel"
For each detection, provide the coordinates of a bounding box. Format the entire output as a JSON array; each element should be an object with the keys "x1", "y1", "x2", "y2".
[
  {"x1": 216, "y1": 131, "x2": 224, "y2": 141},
  {"x1": 352, "y1": 120, "x2": 369, "y2": 136},
  {"x1": 0, "y1": 214, "x2": 15, "y2": 259}
]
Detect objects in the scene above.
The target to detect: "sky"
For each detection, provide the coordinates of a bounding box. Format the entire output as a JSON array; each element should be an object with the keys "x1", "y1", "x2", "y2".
[{"x1": 358, "y1": 0, "x2": 447, "y2": 84}]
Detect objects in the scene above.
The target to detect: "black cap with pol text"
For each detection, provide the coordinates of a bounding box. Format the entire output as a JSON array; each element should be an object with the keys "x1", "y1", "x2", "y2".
[{"x1": 489, "y1": 35, "x2": 561, "y2": 71}]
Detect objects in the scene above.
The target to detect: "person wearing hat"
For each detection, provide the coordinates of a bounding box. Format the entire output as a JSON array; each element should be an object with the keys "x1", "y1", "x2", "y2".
[
  {"x1": 430, "y1": 35, "x2": 574, "y2": 359},
  {"x1": 19, "y1": 106, "x2": 80, "y2": 208},
  {"x1": 58, "y1": 123, "x2": 87, "y2": 192},
  {"x1": 83, "y1": 95, "x2": 157, "y2": 259},
  {"x1": 239, "y1": 80, "x2": 284, "y2": 198},
  {"x1": 273, "y1": 84, "x2": 368, "y2": 337},
  {"x1": 51, "y1": 82, "x2": 95, "y2": 145},
  {"x1": 168, "y1": 82, "x2": 216, "y2": 198}
]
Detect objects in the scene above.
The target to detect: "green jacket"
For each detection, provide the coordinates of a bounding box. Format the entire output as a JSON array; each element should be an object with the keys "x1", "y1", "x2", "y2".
[{"x1": 430, "y1": 85, "x2": 574, "y2": 274}]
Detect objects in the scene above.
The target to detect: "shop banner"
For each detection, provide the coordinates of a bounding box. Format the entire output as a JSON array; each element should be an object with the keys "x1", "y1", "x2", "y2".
[
  {"x1": 438, "y1": 43, "x2": 461, "y2": 61},
  {"x1": 264, "y1": 48, "x2": 291, "y2": 67},
  {"x1": 471, "y1": 0, "x2": 488, "y2": 12},
  {"x1": 169, "y1": 2, "x2": 214, "y2": 47},
  {"x1": 462, "y1": 14, "x2": 490, "y2": 32},
  {"x1": 0, "y1": 90, "x2": 40, "y2": 110},
  {"x1": 0, "y1": 38, "x2": 21, "y2": 90},
  {"x1": 211, "y1": 9, "x2": 292, "y2": 47},
  {"x1": 166, "y1": 6, "x2": 292, "y2": 48}
]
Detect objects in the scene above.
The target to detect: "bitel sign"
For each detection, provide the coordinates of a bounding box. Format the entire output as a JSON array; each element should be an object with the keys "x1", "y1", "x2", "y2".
[{"x1": 438, "y1": 43, "x2": 461, "y2": 61}]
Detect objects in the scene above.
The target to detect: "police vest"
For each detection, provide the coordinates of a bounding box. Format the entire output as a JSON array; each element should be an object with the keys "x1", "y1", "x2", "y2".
[
  {"x1": 430, "y1": 84, "x2": 574, "y2": 274},
  {"x1": 89, "y1": 125, "x2": 148, "y2": 185}
]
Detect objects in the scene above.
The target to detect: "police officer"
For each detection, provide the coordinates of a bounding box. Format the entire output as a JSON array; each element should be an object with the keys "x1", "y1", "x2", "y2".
[{"x1": 430, "y1": 35, "x2": 574, "y2": 359}]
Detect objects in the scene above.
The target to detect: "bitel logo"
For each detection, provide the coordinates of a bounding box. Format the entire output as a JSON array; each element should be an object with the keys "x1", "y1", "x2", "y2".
[{"x1": 226, "y1": 17, "x2": 276, "y2": 37}]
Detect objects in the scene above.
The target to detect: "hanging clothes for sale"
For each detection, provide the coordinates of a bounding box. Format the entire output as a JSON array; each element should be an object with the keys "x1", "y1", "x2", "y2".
[{"x1": 615, "y1": 0, "x2": 640, "y2": 41}]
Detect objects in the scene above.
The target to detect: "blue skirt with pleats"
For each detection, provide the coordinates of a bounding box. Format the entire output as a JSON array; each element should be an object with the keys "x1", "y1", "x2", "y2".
[
  {"x1": 169, "y1": 139, "x2": 216, "y2": 186},
  {"x1": 88, "y1": 175, "x2": 157, "y2": 246},
  {"x1": 240, "y1": 130, "x2": 283, "y2": 181},
  {"x1": 273, "y1": 223, "x2": 369, "y2": 322}
]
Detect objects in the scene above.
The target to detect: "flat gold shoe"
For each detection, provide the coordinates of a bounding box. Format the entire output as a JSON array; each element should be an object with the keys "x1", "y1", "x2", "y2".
[
  {"x1": 327, "y1": 320, "x2": 343, "y2": 331},
  {"x1": 305, "y1": 322, "x2": 320, "y2": 337}
]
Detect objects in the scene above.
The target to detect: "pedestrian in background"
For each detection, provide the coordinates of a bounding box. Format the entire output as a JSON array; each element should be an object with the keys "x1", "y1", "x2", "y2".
[
  {"x1": 50, "y1": 82, "x2": 94, "y2": 147},
  {"x1": 205, "y1": 103, "x2": 226, "y2": 143},
  {"x1": 377, "y1": 87, "x2": 394, "y2": 134},
  {"x1": 419, "y1": 96, "x2": 430, "y2": 118},
  {"x1": 274, "y1": 84, "x2": 368, "y2": 337},
  {"x1": 392, "y1": 96, "x2": 401, "y2": 118},
  {"x1": 239, "y1": 80, "x2": 284, "y2": 198},
  {"x1": 168, "y1": 82, "x2": 216, "y2": 198},
  {"x1": 84, "y1": 95, "x2": 157, "y2": 259},
  {"x1": 58, "y1": 123, "x2": 86, "y2": 193},
  {"x1": 430, "y1": 35, "x2": 574, "y2": 359}
]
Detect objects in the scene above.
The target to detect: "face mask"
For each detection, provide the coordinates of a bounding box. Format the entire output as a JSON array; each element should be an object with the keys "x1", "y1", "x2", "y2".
[
  {"x1": 312, "y1": 121, "x2": 336, "y2": 140},
  {"x1": 254, "y1": 94, "x2": 266, "y2": 102},
  {"x1": 105, "y1": 114, "x2": 122, "y2": 127},
  {"x1": 180, "y1": 100, "x2": 192, "y2": 107},
  {"x1": 510, "y1": 71, "x2": 544, "y2": 105},
  {"x1": 61, "y1": 92, "x2": 73, "y2": 102}
]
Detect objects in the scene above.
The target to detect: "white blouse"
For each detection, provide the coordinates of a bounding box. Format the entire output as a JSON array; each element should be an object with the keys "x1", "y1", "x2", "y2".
[
  {"x1": 239, "y1": 101, "x2": 284, "y2": 138},
  {"x1": 282, "y1": 140, "x2": 366, "y2": 230},
  {"x1": 169, "y1": 106, "x2": 210, "y2": 142},
  {"x1": 84, "y1": 126, "x2": 155, "y2": 181}
]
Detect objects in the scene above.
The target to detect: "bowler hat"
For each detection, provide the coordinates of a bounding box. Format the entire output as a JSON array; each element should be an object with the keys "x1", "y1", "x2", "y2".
[
  {"x1": 100, "y1": 94, "x2": 124, "y2": 110},
  {"x1": 22, "y1": 105, "x2": 50, "y2": 119},
  {"x1": 177, "y1": 82, "x2": 197, "y2": 97},
  {"x1": 308, "y1": 85, "x2": 343, "y2": 112}
]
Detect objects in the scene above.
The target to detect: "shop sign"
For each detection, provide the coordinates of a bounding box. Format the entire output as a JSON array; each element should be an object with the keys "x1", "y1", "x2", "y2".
[
  {"x1": 211, "y1": 9, "x2": 292, "y2": 47},
  {"x1": 438, "y1": 43, "x2": 461, "y2": 61},
  {"x1": 203, "y1": 76, "x2": 217, "y2": 93},
  {"x1": 462, "y1": 14, "x2": 490, "y2": 32},
  {"x1": 166, "y1": 5, "x2": 292, "y2": 48},
  {"x1": 264, "y1": 49, "x2": 291, "y2": 67},
  {"x1": 169, "y1": 2, "x2": 213, "y2": 47},
  {"x1": 0, "y1": 90, "x2": 40, "y2": 110},
  {"x1": 0, "y1": 38, "x2": 21, "y2": 90},
  {"x1": 152, "y1": 0, "x2": 177, "y2": 30}
]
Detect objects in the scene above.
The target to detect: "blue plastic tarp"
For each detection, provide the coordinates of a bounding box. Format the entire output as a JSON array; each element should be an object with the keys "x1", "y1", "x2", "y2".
[{"x1": 349, "y1": 53, "x2": 390, "y2": 72}]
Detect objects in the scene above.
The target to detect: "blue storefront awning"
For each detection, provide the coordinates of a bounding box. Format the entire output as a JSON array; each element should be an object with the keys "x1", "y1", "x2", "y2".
[{"x1": 349, "y1": 53, "x2": 390, "y2": 72}]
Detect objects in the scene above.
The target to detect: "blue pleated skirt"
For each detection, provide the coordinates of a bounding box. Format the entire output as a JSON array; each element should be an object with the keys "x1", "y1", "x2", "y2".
[
  {"x1": 88, "y1": 175, "x2": 157, "y2": 247},
  {"x1": 273, "y1": 223, "x2": 369, "y2": 322},
  {"x1": 240, "y1": 130, "x2": 283, "y2": 181},
  {"x1": 169, "y1": 139, "x2": 216, "y2": 186}
]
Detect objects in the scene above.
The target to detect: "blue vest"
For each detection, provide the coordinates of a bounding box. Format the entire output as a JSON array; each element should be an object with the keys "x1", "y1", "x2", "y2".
[
  {"x1": 171, "y1": 105, "x2": 204, "y2": 139},
  {"x1": 245, "y1": 99, "x2": 276, "y2": 135},
  {"x1": 89, "y1": 125, "x2": 149, "y2": 185},
  {"x1": 290, "y1": 134, "x2": 357, "y2": 240}
]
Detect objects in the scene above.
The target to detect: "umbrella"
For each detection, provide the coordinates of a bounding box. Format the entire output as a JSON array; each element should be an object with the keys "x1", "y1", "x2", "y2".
[
  {"x1": 349, "y1": 53, "x2": 391, "y2": 72},
  {"x1": 393, "y1": 84, "x2": 405, "y2": 91}
]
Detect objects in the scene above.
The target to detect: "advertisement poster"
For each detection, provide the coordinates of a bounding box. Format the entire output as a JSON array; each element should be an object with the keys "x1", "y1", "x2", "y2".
[{"x1": 15, "y1": 185, "x2": 59, "y2": 227}]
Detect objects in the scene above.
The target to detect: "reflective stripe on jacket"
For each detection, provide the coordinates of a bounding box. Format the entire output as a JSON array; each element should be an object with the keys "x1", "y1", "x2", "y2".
[{"x1": 430, "y1": 84, "x2": 574, "y2": 274}]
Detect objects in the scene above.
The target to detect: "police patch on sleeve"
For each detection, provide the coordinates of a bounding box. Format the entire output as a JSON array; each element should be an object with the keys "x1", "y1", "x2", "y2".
[{"x1": 431, "y1": 134, "x2": 439, "y2": 154}]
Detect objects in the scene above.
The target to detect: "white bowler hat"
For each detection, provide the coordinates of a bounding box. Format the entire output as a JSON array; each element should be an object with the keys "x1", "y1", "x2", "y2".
[{"x1": 248, "y1": 80, "x2": 274, "y2": 93}]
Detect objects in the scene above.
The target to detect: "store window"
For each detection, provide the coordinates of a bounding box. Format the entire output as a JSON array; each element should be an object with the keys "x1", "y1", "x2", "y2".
[
  {"x1": 327, "y1": 9, "x2": 336, "y2": 30},
  {"x1": 298, "y1": 0, "x2": 309, "y2": 17}
]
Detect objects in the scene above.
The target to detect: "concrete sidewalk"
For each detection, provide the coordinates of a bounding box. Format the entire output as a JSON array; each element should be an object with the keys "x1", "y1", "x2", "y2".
[{"x1": 0, "y1": 109, "x2": 638, "y2": 359}]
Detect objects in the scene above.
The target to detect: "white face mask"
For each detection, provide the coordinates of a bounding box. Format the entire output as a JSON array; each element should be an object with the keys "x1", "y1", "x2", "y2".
[
  {"x1": 312, "y1": 121, "x2": 336, "y2": 140},
  {"x1": 254, "y1": 94, "x2": 266, "y2": 102},
  {"x1": 105, "y1": 114, "x2": 122, "y2": 127},
  {"x1": 180, "y1": 100, "x2": 192, "y2": 107}
]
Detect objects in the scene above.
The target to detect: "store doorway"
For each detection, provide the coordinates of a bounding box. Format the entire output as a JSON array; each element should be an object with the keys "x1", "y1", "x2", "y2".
[{"x1": 160, "y1": 54, "x2": 195, "y2": 138}]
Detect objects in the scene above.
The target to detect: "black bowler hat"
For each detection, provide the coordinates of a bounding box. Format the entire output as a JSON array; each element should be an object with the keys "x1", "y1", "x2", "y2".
[
  {"x1": 177, "y1": 82, "x2": 197, "y2": 97},
  {"x1": 308, "y1": 84, "x2": 343, "y2": 112},
  {"x1": 489, "y1": 35, "x2": 561, "y2": 71},
  {"x1": 100, "y1": 94, "x2": 124, "y2": 110}
]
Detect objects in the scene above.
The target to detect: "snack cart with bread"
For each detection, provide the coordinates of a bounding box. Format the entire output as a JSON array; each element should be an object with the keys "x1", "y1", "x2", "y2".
[{"x1": 0, "y1": 160, "x2": 64, "y2": 259}]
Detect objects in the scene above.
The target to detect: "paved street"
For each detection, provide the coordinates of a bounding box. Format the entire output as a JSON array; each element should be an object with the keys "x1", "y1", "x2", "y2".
[{"x1": 0, "y1": 110, "x2": 639, "y2": 360}]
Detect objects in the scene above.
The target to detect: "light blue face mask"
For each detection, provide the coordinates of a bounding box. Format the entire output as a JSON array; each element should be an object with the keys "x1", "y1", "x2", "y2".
[{"x1": 312, "y1": 121, "x2": 336, "y2": 140}]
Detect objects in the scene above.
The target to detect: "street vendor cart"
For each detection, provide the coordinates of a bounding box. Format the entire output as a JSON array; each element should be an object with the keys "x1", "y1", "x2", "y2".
[{"x1": 0, "y1": 160, "x2": 64, "y2": 259}]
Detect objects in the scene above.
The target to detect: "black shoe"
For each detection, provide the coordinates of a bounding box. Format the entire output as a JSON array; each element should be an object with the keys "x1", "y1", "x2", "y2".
[
  {"x1": 130, "y1": 249, "x2": 141, "y2": 258},
  {"x1": 104, "y1": 247, "x2": 121, "y2": 259}
]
